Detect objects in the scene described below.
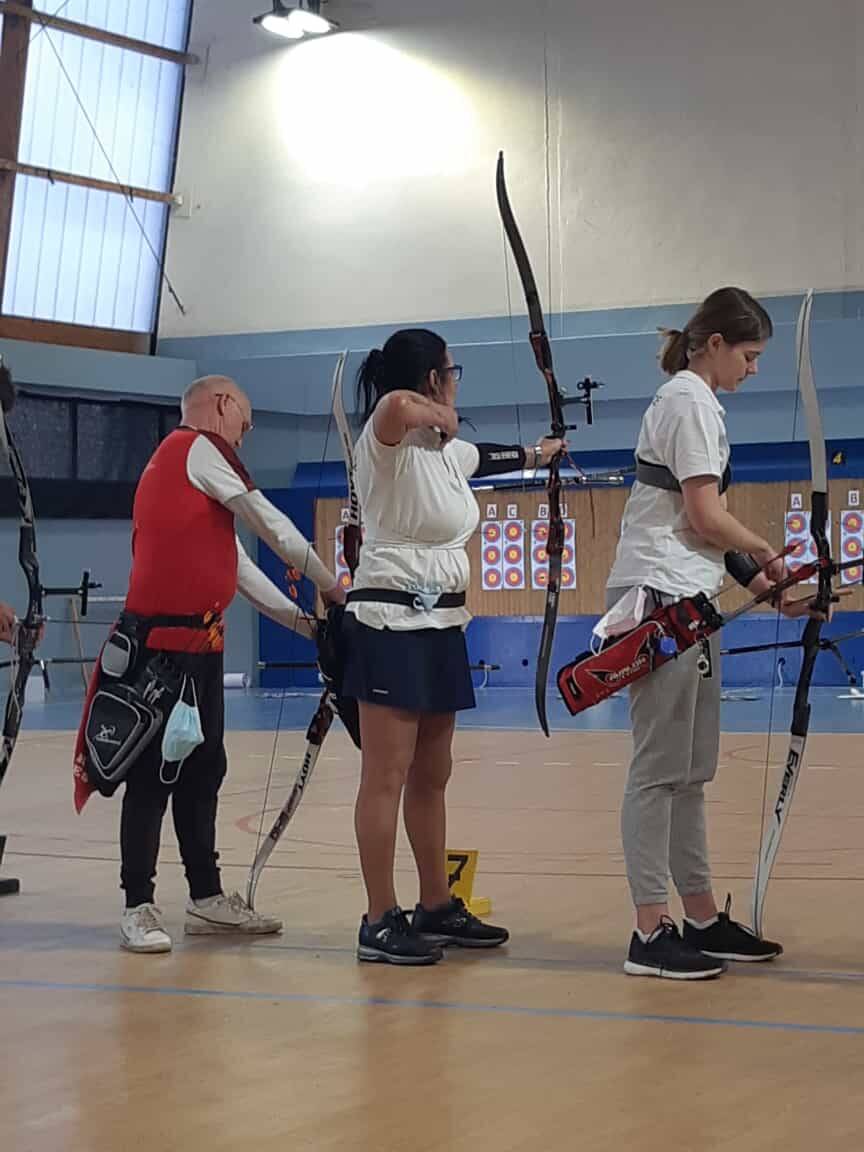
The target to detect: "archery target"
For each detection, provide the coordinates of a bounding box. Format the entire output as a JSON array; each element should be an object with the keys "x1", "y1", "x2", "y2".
[
  {"x1": 561, "y1": 518, "x2": 576, "y2": 589},
  {"x1": 531, "y1": 518, "x2": 575, "y2": 590},
  {"x1": 784, "y1": 509, "x2": 816, "y2": 584},
  {"x1": 502, "y1": 519, "x2": 525, "y2": 589},
  {"x1": 334, "y1": 522, "x2": 353, "y2": 590},
  {"x1": 531, "y1": 519, "x2": 549, "y2": 590},
  {"x1": 841, "y1": 509, "x2": 864, "y2": 585},
  {"x1": 481, "y1": 521, "x2": 504, "y2": 590}
]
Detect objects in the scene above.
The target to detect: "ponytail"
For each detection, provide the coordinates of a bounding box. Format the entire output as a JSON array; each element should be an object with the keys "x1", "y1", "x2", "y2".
[
  {"x1": 658, "y1": 287, "x2": 773, "y2": 376},
  {"x1": 356, "y1": 328, "x2": 448, "y2": 422},
  {"x1": 659, "y1": 328, "x2": 690, "y2": 374}
]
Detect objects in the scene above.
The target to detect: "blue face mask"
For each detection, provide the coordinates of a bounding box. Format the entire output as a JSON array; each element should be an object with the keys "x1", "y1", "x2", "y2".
[{"x1": 161, "y1": 675, "x2": 204, "y2": 766}]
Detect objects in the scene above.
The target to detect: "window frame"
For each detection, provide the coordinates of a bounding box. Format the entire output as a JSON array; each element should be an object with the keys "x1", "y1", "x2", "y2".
[{"x1": 0, "y1": 0, "x2": 195, "y2": 352}]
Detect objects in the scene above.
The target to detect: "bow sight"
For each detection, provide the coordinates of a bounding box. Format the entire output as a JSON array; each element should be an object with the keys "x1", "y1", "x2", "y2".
[{"x1": 561, "y1": 376, "x2": 603, "y2": 428}]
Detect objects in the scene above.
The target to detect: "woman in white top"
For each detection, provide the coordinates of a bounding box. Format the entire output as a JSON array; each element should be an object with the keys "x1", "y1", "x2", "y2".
[
  {"x1": 342, "y1": 328, "x2": 562, "y2": 964},
  {"x1": 605, "y1": 287, "x2": 821, "y2": 980}
]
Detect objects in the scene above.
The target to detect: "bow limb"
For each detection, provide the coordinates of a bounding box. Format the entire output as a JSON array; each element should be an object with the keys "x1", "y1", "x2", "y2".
[
  {"x1": 248, "y1": 352, "x2": 361, "y2": 907},
  {"x1": 331, "y1": 350, "x2": 361, "y2": 581},
  {"x1": 496, "y1": 151, "x2": 581, "y2": 736},
  {"x1": 0, "y1": 367, "x2": 43, "y2": 793},
  {"x1": 752, "y1": 289, "x2": 828, "y2": 936},
  {"x1": 246, "y1": 689, "x2": 334, "y2": 909}
]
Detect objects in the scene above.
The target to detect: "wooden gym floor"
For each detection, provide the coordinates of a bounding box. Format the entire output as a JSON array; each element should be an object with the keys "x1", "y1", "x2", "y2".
[{"x1": 1, "y1": 707, "x2": 863, "y2": 1151}]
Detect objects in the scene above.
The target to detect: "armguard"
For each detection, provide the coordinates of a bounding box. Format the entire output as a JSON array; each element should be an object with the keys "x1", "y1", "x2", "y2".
[
  {"x1": 474, "y1": 443, "x2": 526, "y2": 478},
  {"x1": 724, "y1": 550, "x2": 761, "y2": 588}
]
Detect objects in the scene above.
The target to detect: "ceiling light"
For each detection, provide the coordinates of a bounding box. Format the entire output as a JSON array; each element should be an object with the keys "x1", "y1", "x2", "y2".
[{"x1": 253, "y1": 1, "x2": 338, "y2": 40}]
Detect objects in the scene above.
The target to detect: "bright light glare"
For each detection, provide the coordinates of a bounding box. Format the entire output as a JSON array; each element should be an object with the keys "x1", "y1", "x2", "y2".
[
  {"x1": 275, "y1": 35, "x2": 476, "y2": 185},
  {"x1": 290, "y1": 9, "x2": 333, "y2": 35},
  {"x1": 261, "y1": 13, "x2": 303, "y2": 39}
]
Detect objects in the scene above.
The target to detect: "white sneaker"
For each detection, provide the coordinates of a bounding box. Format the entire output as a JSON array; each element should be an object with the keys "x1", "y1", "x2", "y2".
[
  {"x1": 120, "y1": 903, "x2": 172, "y2": 953},
  {"x1": 184, "y1": 891, "x2": 283, "y2": 935}
]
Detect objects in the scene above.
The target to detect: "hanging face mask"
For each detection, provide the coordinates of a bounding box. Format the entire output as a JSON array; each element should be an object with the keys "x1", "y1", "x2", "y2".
[
  {"x1": 160, "y1": 674, "x2": 204, "y2": 783},
  {"x1": 592, "y1": 586, "x2": 647, "y2": 650}
]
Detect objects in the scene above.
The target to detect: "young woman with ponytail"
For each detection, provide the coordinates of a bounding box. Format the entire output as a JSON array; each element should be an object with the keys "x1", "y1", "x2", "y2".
[
  {"x1": 343, "y1": 328, "x2": 563, "y2": 964},
  {"x1": 605, "y1": 287, "x2": 821, "y2": 980}
]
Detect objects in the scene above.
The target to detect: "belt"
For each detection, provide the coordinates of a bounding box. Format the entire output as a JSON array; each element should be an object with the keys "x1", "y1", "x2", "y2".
[
  {"x1": 120, "y1": 610, "x2": 221, "y2": 631},
  {"x1": 346, "y1": 589, "x2": 466, "y2": 611}
]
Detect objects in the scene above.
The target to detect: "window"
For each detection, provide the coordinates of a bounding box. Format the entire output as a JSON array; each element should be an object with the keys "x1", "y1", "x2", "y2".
[
  {"x1": 0, "y1": 1, "x2": 193, "y2": 344},
  {"x1": 0, "y1": 388, "x2": 180, "y2": 518}
]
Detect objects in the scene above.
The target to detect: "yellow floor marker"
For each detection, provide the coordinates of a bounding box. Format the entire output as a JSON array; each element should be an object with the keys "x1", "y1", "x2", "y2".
[{"x1": 445, "y1": 849, "x2": 492, "y2": 917}]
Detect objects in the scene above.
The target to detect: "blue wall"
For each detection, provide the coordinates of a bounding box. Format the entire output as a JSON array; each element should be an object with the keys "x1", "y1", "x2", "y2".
[
  {"x1": 157, "y1": 289, "x2": 864, "y2": 456},
  {"x1": 3, "y1": 289, "x2": 864, "y2": 693}
]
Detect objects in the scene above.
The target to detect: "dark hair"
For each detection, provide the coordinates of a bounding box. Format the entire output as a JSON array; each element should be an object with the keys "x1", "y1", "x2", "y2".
[
  {"x1": 356, "y1": 328, "x2": 448, "y2": 422},
  {"x1": 659, "y1": 287, "x2": 773, "y2": 375}
]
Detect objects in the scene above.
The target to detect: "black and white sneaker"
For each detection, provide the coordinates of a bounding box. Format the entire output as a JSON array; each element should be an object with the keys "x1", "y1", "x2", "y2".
[
  {"x1": 357, "y1": 906, "x2": 443, "y2": 965},
  {"x1": 412, "y1": 896, "x2": 509, "y2": 948},
  {"x1": 683, "y1": 895, "x2": 783, "y2": 962},
  {"x1": 624, "y1": 916, "x2": 727, "y2": 980}
]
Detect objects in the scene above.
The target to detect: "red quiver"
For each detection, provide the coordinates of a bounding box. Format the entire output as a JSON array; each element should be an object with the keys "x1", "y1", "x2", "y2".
[{"x1": 556, "y1": 593, "x2": 724, "y2": 716}]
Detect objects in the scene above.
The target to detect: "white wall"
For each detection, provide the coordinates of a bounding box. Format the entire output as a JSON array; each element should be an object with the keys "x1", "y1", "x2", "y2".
[{"x1": 159, "y1": 0, "x2": 864, "y2": 339}]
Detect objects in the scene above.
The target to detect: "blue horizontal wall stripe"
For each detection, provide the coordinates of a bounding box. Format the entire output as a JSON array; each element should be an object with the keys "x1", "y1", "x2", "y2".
[
  {"x1": 0, "y1": 335, "x2": 197, "y2": 397},
  {"x1": 150, "y1": 292, "x2": 864, "y2": 450},
  {"x1": 289, "y1": 439, "x2": 864, "y2": 490},
  {"x1": 157, "y1": 289, "x2": 864, "y2": 361},
  {"x1": 260, "y1": 610, "x2": 864, "y2": 692}
]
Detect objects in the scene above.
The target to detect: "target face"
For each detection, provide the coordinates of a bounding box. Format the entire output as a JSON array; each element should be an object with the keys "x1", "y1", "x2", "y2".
[{"x1": 841, "y1": 507, "x2": 864, "y2": 585}]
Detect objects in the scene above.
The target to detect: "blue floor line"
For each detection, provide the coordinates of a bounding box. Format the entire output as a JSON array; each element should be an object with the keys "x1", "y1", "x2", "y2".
[
  {"x1": 18, "y1": 686, "x2": 864, "y2": 735},
  {"x1": 0, "y1": 977, "x2": 861, "y2": 1036}
]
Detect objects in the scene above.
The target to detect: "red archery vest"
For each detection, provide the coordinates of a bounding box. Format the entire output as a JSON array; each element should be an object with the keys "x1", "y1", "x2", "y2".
[{"x1": 125, "y1": 428, "x2": 248, "y2": 651}]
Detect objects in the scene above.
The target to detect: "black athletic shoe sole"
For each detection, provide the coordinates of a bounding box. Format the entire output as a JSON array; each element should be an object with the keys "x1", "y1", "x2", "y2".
[
  {"x1": 357, "y1": 943, "x2": 443, "y2": 965},
  {"x1": 416, "y1": 932, "x2": 508, "y2": 949}
]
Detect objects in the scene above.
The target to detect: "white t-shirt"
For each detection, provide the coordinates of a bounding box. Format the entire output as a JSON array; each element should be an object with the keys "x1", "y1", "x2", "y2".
[
  {"x1": 607, "y1": 370, "x2": 729, "y2": 598},
  {"x1": 347, "y1": 422, "x2": 481, "y2": 630},
  {"x1": 185, "y1": 433, "x2": 332, "y2": 639}
]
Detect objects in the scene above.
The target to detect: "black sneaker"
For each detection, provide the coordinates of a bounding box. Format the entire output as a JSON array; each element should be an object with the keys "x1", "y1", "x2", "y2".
[
  {"x1": 412, "y1": 896, "x2": 509, "y2": 948},
  {"x1": 683, "y1": 895, "x2": 783, "y2": 962},
  {"x1": 357, "y1": 906, "x2": 443, "y2": 965},
  {"x1": 624, "y1": 917, "x2": 727, "y2": 980}
]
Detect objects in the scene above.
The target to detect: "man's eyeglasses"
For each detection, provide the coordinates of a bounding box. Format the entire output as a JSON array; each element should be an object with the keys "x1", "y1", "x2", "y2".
[{"x1": 447, "y1": 365, "x2": 463, "y2": 382}]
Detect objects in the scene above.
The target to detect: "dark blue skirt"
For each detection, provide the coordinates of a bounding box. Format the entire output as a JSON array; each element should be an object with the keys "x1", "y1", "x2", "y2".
[{"x1": 341, "y1": 613, "x2": 476, "y2": 713}]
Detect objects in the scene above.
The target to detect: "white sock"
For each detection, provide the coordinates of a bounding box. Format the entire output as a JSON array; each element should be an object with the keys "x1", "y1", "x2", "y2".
[
  {"x1": 636, "y1": 927, "x2": 656, "y2": 943},
  {"x1": 685, "y1": 914, "x2": 718, "y2": 930}
]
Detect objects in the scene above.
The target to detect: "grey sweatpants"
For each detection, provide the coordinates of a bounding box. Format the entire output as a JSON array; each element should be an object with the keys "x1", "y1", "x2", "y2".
[{"x1": 607, "y1": 588, "x2": 721, "y2": 907}]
